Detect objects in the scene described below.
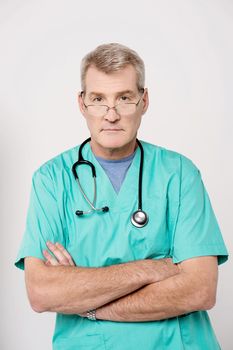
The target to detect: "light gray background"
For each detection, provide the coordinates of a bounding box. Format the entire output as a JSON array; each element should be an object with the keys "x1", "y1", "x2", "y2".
[{"x1": 1, "y1": 0, "x2": 232, "y2": 349}]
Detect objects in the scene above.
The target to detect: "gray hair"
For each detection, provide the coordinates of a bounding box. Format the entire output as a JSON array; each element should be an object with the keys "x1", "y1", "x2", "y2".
[{"x1": 80, "y1": 43, "x2": 145, "y2": 91}]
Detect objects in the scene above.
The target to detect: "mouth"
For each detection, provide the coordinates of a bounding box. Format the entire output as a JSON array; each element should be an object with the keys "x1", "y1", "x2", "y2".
[{"x1": 101, "y1": 128, "x2": 123, "y2": 132}]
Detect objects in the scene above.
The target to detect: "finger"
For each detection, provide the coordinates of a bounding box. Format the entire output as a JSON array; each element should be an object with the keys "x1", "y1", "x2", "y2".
[
  {"x1": 43, "y1": 249, "x2": 59, "y2": 266},
  {"x1": 45, "y1": 259, "x2": 52, "y2": 266},
  {"x1": 46, "y1": 241, "x2": 70, "y2": 266},
  {"x1": 55, "y1": 242, "x2": 75, "y2": 266}
]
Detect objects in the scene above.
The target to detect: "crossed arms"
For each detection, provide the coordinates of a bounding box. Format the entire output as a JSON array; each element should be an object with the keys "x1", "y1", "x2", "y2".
[{"x1": 24, "y1": 241, "x2": 218, "y2": 322}]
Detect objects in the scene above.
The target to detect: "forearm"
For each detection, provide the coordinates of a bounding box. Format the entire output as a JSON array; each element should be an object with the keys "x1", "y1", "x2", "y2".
[
  {"x1": 27, "y1": 258, "x2": 178, "y2": 314},
  {"x1": 95, "y1": 259, "x2": 217, "y2": 322}
]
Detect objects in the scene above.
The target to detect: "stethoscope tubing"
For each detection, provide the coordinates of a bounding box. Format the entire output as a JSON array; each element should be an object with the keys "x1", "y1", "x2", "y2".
[{"x1": 72, "y1": 138, "x2": 148, "y2": 227}]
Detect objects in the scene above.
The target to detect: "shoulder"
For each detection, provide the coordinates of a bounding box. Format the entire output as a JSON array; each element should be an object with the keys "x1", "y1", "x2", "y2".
[
  {"x1": 140, "y1": 140, "x2": 199, "y2": 176},
  {"x1": 32, "y1": 144, "x2": 80, "y2": 181}
]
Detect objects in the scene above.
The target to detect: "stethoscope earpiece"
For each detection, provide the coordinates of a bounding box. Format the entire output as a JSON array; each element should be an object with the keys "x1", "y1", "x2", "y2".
[
  {"x1": 72, "y1": 138, "x2": 149, "y2": 228},
  {"x1": 102, "y1": 206, "x2": 109, "y2": 213},
  {"x1": 75, "y1": 207, "x2": 109, "y2": 216}
]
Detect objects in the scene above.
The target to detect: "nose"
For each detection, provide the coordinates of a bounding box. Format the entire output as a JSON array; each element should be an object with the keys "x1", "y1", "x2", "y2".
[{"x1": 104, "y1": 106, "x2": 120, "y2": 122}]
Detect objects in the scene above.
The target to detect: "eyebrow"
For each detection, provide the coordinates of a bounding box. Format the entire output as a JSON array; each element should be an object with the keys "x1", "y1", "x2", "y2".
[{"x1": 87, "y1": 90, "x2": 137, "y2": 98}]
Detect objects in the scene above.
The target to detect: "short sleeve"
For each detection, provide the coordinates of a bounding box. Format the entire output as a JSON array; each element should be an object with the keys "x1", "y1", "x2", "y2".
[
  {"x1": 172, "y1": 157, "x2": 228, "y2": 265},
  {"x1": 15, "y1": 165, "x2": 65, "y2": 270}
]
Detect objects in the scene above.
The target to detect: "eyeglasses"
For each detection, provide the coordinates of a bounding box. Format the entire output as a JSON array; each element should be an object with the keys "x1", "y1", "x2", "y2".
[{"x1": 80, "y1": 89, "x2": 144, "y2": 118}]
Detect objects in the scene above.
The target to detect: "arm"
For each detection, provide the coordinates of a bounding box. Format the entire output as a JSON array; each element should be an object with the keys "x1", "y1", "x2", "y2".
[
  {"x1": 94, "y1": 256, "x2": 218, "y2": 322},
  {"x1": 25, "y1": 242, "x2": 179, "y2": 314}
]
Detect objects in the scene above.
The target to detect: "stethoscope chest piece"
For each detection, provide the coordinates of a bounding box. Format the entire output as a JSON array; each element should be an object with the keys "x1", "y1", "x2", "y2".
[{"x1": 131, "y1": 210, "x2": 149, "y2": 228}]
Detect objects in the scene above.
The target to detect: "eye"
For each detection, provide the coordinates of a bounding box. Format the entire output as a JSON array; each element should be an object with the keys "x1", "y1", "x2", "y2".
[
  {"x1": 120, "y1": 95, "x2": 130, "y2": 102},
  {"x1": 92, "y1": 97, "x2": 103, "y2": 103}
]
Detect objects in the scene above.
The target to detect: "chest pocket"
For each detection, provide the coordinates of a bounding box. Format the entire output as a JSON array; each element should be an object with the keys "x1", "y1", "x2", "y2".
[{"x1": 127, "y1": 194, "x2": 171, "y2": 261}]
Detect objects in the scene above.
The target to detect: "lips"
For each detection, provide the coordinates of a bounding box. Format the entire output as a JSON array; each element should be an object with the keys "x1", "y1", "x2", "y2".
[{"x1": 101, "y1": 127, "x2": 123, "y2": 132}]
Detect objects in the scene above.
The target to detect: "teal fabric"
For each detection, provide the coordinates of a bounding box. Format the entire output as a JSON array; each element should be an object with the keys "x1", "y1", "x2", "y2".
[{"x1": 15, "y1": 141, "x2": 228, "y2": 350}]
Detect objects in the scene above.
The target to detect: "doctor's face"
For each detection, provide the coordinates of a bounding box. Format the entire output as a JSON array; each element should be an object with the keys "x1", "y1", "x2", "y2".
[{"x1": 78, "y1": 65, "x2": 148, "y2": 158}]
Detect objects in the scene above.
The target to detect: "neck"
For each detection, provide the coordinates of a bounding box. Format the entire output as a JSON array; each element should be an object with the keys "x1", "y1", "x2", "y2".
[{"x1": 90, "y1": 139, "x2": 138, "y2": 160}]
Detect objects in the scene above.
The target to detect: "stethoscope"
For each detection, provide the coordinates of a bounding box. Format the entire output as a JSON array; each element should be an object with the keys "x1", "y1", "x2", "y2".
[{"x1": 71, "y1": 137, "x2": 149, "y2": 228}]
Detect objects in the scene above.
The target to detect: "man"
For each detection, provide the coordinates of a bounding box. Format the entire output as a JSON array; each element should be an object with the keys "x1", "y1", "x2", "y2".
[{"x1": 15, "y1": 43, "x2": 228, "y2": 349}]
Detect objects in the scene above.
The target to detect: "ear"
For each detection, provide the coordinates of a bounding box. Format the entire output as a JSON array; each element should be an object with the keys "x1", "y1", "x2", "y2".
[
  {"x1": 78, "y1": 92, "x2": 86, "y2": 117},
  {"x1": 142, "y1": 88, "x2": 149, "y2": 115}
]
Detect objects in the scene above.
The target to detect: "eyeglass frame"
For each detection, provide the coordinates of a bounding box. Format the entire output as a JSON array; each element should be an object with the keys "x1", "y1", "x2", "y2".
[{"x1": 80, "y1": 88, "x2": 145, "y2": 117}]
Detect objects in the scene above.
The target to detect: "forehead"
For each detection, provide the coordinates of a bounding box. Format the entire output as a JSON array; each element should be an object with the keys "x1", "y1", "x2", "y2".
[{"x1": 84, "y1": 65, "x2": 138, "y2": 95}]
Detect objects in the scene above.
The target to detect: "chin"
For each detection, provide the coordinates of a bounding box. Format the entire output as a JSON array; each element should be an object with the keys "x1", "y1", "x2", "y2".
[
  {"x1": 100, "y1": 139, "x2": 125, "y2": 150},
  {"x1": 97, "y1": 133, "x2": 132, "y2": 150}
]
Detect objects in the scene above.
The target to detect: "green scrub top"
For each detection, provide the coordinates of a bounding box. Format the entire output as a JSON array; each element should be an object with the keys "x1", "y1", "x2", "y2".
[{"x1": 15, "y1": 140, "x2": 228, "y2": 350}]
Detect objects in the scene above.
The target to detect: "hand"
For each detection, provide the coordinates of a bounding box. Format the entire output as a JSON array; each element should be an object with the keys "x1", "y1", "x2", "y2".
[
  {"x1": 43, "y1": 241, "x2": 76, "y2": 266},
  {"x1": 43, "y1": 242, "x2": 88, "y2": 317}
]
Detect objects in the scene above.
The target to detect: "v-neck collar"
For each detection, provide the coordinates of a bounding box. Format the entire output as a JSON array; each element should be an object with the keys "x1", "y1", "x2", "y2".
[{"x1": 83, "y1": 142, "x2": 141, "y2": 212}]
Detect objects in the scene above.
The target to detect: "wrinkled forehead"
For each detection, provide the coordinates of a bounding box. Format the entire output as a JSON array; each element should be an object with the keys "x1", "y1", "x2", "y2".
[{"x1": 84, "y1": 65, "x2": 139, "y2": 96}]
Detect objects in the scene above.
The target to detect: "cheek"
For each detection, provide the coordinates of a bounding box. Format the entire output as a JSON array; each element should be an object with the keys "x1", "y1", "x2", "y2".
[
  {"x1": 85, "y1": 117, "x2": 99, "y2": 134},
  {"x1": 127, "y1": 116, "x2": 142, "y2": 133}
]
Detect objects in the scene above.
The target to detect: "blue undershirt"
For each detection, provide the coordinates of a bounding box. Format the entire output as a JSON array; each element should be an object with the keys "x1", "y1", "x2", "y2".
[{"x1": 95, "y1": 151, "x2": 136, "y2": 193}]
